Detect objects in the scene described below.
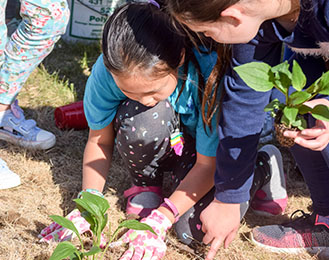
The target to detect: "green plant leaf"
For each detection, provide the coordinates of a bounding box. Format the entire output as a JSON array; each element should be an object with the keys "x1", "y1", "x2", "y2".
[
  {"x1": 291, "y1": 119, "x2": 302, "y2": 127},
  {"x1": 271, "y1": 60, "x2": 290, "y2": 74},
  {"x1": 291, "y1": 118, "x2": 307, "y2": 130},
  {"x1": 306, "y1": 78, "x2": 321, "y2": 94},
  {"x1": 50, "y1": 241, "x2": 78, "y2": 260},
  {"x1": 282, "y1": 106, "x2": 299, "y2": 126},
  {"x1": 291, "y1": 60, "x2": 306, "y2": 91},
  {"x1": 118, "y1": 219, "x2": 157, "y2": 235},
  {"x1": 233, "y1": 62, "x2": 274, "y2": 92},
  {"x1": 264, "y1": 106, "x2": 274, "y2": 113},
  {"x1": 270, "y1": 111, "x2": 277, "y2": 118},
  {"x1": 74, "y1": 198, "x2": 103, "y2": 218},
  {"x1": 83, "y1": 246, "x2": 102, "y2": 256},
  {"x1": 264, "y1": 99, "x2": 281, "y2": 112},
  {"x1": 318, "y1": 71, "x2": 329, "y2": 95},
  {"x1": 273, "y1": 72, "x2": 291, "y2": 94},
  {"x1": 69, "y1": 252, "x2": 83, "y2": 260},
  {"x1": 271, "y1": 61, "x2": 292, "y2": 93},
  {"x1": 78, "y1": 192, "x2": 109, "y2": 215},
  {"x1": 299, "y1": 117, "x2": 308, "y2": 130},
  {"x1": 80, "y1": 210, "x2": 97, "y2": 233},
  {"x1": 298, "y1": 104, "x2": 312, "y2": 115},
  {"x1": 100, "y1": 213, "x2": 108, "y2": 232},
  {"x1": 280, "y1": 113, "x2": 290, "y2": 126},
  {"x1": 76, "y1": 203, "x2": 87, "y2": 214},
  {"x1": 49, "y1": 215, "x2": 81, "y2": 240},
  {"x1": 288, "y1": 91, "x2": 312, "y2": 106},
  {"x1": 311, "y1": 104, "x2": 329, "y2": 122}
]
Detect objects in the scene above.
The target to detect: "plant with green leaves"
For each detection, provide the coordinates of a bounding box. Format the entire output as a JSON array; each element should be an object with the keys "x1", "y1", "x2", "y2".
[
  {"x1": 234, "y1": 60, "x2": 329, "y2": 147},
  {"x1": 49, "y1": 192, "x2": 156, "y2": 260}
]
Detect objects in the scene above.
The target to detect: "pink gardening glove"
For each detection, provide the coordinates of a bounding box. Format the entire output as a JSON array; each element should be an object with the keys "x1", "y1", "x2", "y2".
[
  {"x1": 116, "y1": 209, "x2": 172, "y2": 260},
  {"x1": 38, "y1": 189, "x2": 107, "y2": 246},
  {"x1": 38, "y1": 209, "x2": 107, "y2": 247},
  {"x1": 39, "y1": 209, "x2": 88, "y2": 241}
]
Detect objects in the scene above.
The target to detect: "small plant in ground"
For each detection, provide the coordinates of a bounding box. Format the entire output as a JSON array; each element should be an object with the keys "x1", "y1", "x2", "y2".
[
  {"x1": 49, "y1": 192, "x2": 156, "y2": 260},
  {"x1": 234, "y1": 60, "x2": 329, "y2": 147}
]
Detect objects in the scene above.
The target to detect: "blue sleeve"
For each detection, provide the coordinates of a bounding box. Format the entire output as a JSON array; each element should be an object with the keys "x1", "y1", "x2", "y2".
[
  {"x1": 214, "y1": 21, "x2": 284, "y2": 203},
  {"x1": 215, "y1": 7, "x2": 329, "y2": 203},
  {"x1": 83, "y1": 55, "x2": 127, "y2": 130}
]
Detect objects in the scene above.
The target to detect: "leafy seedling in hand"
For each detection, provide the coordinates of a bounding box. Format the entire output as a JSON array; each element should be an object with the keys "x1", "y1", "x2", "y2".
[
  {"x1": 234, "y1": 60, "x2": 329, "y2": 147},
  {"x1": 49, "y1": 192, "x2": 156, "y2": 260}
]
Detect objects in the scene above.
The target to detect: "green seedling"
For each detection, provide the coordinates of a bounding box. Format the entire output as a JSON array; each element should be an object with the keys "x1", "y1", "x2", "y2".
[
  {"x1": 234, "y1": 60, "x2": 329, "y2": 130},
  {"x1": 49, "y1": 192, "x2": 156, "y2": 260},
  {"x1": 234, "y1": 60, "x2": 329, "y2": 146}
]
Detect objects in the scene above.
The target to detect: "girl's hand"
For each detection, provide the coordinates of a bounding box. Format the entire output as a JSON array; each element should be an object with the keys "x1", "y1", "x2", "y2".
[
  {"x1": 283, "y1": 99, "x2": 329, "y2": 151},
  {"x1": 115, "y1": 209, "x2": 172, "y2": 260},
  {"x1": 39, "y1": 189, "x2": 106, "y2": 246},
  {"x1": 284, "y1": 120, "x2": 329, "y2": 150},
  {"x1": 38, "y1": 208, "x2": 107, "y2": 247},
  {"x1": 200, "y1": 199, "x2": 241, "y2": 260}
]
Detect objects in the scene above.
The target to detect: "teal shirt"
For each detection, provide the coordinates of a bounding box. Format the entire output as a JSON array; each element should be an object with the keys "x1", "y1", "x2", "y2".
[{"x1": 84, "y1": 50, "x2": 219, "y2": 157}]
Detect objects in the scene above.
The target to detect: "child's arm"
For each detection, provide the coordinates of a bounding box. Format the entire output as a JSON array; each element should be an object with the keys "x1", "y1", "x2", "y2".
[
  {"x1": 39, "y1": 123, "x2": 115, "y2": 244},
  {"x1": 158, "y1": 152, "x2": 216, "y2": 223},
  {"x1": 115, "y1": 152, "x2": 216, "y2": 258},
  {"x1": 82, "y1": 122, "x2": 115, "y2": 192}
]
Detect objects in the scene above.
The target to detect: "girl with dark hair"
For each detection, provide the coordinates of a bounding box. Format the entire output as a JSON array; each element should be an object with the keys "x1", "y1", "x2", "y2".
[
  {"x1": 39, "y1": 2, "x2": 287, "y2": 258},
  {"x1": 38, "y1": 2, "x2": 220, "y2": 251},
  {"x1": 166, "y1": 0, "x2": 329, "y2": 259}
]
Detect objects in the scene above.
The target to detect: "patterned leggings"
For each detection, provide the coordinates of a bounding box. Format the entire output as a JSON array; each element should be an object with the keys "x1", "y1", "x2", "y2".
[
  {"x1": 113, "y1": 99, "x2": 195, "y2": 188},
  {"x1": 114, "y1": 99, "x2": 266, "y2": 247},
  {"x1": 0, "y1": 0, "x2": 70, "y2": 104}
]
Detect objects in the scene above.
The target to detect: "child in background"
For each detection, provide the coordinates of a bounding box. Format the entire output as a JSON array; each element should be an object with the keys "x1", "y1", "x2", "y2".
[
  {"x1": 0, "y1": 0, "x2": 69, "y2": 189},
  {"x1": 39, "y1": 2, "x2": 287, "y2": 258},
  {"x1": 0, "y1": 0, "x2": 69, "y2": 150},
  {"x1": 166, "y1": 0, "x2": 329, "y2": 259}
]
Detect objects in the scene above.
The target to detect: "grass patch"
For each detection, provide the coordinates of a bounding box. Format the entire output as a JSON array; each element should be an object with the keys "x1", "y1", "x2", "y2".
[{"x1": 21, "y1": 64, "x2": 76, "y2": 107}]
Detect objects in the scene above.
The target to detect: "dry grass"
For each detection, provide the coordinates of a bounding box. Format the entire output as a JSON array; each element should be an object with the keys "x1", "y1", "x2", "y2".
[{"x1": 0, "y1": 40, "x2": 319, "y2": 260}]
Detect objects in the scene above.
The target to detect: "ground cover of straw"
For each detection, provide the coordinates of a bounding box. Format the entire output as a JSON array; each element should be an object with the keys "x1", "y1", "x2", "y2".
[{"x1": 0, "y1": 40, "x2": 319, "y2": 260}]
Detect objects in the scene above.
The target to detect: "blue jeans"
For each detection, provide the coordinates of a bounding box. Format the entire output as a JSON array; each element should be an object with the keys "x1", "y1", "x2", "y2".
[{"x1": 291, "y1": 117, "x2": 329, "y2": 216}]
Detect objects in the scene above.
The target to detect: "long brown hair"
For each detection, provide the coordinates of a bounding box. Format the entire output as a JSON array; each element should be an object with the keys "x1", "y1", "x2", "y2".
[
  {"x1": 167, "y1": 0, "x2": 237, "y2": 127},
  {"x1": 202, "y1": 44, "x2": 231, "y2": 128}
]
